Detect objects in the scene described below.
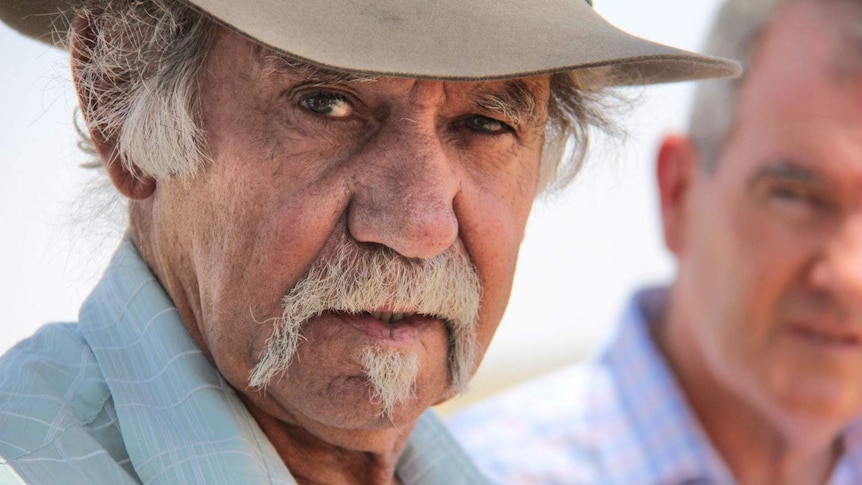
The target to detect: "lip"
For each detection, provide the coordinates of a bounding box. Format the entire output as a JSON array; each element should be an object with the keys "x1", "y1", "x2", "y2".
[
  {"x1": 787, "y1": 323, "x2": 862, "y2": 350},
  {"x1": 334, "y1": 311, "x2": 439, "y2": 347}
]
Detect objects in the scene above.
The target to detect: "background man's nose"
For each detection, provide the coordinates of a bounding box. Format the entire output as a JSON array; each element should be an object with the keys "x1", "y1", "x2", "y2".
[{"x1": 347, "y1": 128, "x2": 460, "y2": 260}]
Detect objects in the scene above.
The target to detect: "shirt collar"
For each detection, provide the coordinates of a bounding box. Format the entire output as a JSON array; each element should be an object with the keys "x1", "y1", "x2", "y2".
[{"x1": 80, "y1": 238, "x2": 296, "y2": 484}]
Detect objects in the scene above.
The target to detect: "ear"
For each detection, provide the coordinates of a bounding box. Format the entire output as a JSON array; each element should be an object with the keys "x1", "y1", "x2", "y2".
[
  {"x1": 70, "y1": 13, "x2": 156, "y2": 200},
  {"x1": 656, "y1": 133, "x2": 699, "y2": 256}
]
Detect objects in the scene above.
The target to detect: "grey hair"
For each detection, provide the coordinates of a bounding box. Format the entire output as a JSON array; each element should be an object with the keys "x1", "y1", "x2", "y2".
[
  {"x1": 688, "y1": 0, "x2": 782, "y2": 169},
  {"x1": 72, "y1": 0, "x2": 217, "y2": 180},
  {"x1": 71, "y1": 0, "x2": 621, "y2": 191},
  {"x1": 539, "y1": 68, "x2": 624, "y2": 193}
]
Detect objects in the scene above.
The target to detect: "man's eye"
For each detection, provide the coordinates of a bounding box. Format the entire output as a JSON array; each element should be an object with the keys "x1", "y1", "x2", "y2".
[
  {"x1": 771, "y1": 185, "x2": 807, "y2": 202},
  {"x1": 301, "y1": 93, "x2": 354, "y2": 118},
  {"x1": 768, "y1": 183, "x2": 832, "y2": 213},
  {"x1": 464, "y1": 115, "x2": 512, "y2": 134}
]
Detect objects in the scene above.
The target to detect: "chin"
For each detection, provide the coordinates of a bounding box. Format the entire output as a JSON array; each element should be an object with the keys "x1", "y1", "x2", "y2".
[
  {"x1": 317, "y1": 376, "x2": 449, "y2": 429},
  {"x1": 757, "y1": 381, "x2": 862, "y2": 446}
]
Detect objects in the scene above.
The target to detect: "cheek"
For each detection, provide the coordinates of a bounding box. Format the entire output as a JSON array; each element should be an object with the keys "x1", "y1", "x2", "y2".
[
  {"x1": 677, "y1": 199, "x2": 755, "y2": 362},
  {"x1": 185, "y1": 181, "x2": 350, "y2": 387},
  {"x1": 207, "y1": 321, "x2": 270, "y2": 385},
  {"x1": 457, "y1": 178, "x2": 537, "y2": 352},
  {"x1": 695, "y1": 244, "x2": 771, "y2": 364},
  {"x1": 724, "y1": 197, "x2": 812, "y2": 335},
  {"x1": 690, "y1": 199, "x2": 806, "y2": 377},
  {"x1": 196, "y1": 126, "x2": 353, "y2": 289}
]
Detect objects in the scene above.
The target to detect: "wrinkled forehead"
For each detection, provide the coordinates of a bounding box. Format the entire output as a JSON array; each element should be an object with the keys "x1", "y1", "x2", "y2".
[
  {"x1": 781, "y1": 0, "x2": 862, "y2": 78},
  {"x1": 746, "y1": 0, "x2": 862, "y2": 92},
  {"x1": 831, "y1": 2, "x2": 862, "y2": 78}
]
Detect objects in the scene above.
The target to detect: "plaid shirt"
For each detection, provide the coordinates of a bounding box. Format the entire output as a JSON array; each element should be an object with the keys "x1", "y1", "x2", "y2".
[
  {"x1": 448, "y1": 288, "x2": 862, "y2": 485},
  {"x1": 0, "y1": 238, "x2": 488, "y2": 485}
]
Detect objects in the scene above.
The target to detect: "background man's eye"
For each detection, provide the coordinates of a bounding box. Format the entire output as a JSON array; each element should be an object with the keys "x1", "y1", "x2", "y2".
[
  {"x1": 767, "y1": 183, "x2": 833, "y2": 214},
  {"x1": 465, "y1": 115, "x2": 511, "y2": 134},
  {"x1": 301, "y1": 93, "x2": 353, "y2": 118},
  {"x1": 771, "y1": 185, "x2": 807, "y2": 202}
]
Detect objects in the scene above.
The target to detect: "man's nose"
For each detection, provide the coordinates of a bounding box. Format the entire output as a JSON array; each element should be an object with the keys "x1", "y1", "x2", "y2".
[
  {"x1": 346, "y1": 126, "x2": 459, "y2": 260},
  {"x1": 810, "y1": 216, "x2": 862, "y2": 304}
]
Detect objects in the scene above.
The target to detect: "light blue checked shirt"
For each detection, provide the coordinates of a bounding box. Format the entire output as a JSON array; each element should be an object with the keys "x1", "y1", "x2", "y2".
[
  {"x1": 448, "y1": 288, "x2": 862, "y2": 485},
  {"x1": 0, "y1": 238, "x2": 488, "y2": 485}
]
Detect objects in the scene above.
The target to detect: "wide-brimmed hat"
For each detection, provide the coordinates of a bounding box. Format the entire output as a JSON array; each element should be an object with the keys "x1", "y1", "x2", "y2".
[{"x1": 1, "y1": 0, "x2": 739, "y2": 84}]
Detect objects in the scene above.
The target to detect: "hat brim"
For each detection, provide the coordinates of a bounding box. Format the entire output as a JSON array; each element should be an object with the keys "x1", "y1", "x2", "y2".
[{"x1": 1, "y1": 0, "x2": 740, "y2": 84}]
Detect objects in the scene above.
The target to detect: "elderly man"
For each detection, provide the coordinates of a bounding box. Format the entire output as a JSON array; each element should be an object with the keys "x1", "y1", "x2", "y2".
[
  {"x1": 0, "y1": 0, "x2": 735, "y2": 484},
  {"x1": 450, "y1": 0, "x2": 862, "y2": 483}
]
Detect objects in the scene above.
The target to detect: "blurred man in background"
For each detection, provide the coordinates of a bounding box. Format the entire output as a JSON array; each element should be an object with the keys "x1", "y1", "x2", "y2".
[{"x1": 450, "y1": 0, "x2": 862, "y2": 483}]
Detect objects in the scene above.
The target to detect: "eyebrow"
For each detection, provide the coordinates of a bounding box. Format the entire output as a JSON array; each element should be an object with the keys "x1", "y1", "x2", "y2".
[
  {"x1": 748, "y1": 160, "x2": 824, "y2": 187},
  {"x1": 472, "y1": 80, "x2": 543, "y2": 129}
]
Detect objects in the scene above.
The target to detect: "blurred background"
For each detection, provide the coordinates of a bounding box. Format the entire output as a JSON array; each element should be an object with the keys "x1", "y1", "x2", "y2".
[{"x1": 0, "y1": 1, "x2": 724, "y2": 411}]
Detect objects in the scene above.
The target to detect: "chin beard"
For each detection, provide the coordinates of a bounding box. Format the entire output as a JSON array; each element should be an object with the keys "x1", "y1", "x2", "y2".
[{"x1": 361, "y1": 346, "x2": 420, "y2": 418}]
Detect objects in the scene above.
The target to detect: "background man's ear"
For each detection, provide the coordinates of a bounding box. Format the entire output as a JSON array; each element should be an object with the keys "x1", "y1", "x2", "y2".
[
  {"x1": 70, "y1": 13, "x2": 156, "y2": 200},
  {"x1": 656, "y1": 133, "x2": 699, "y2": 256}
]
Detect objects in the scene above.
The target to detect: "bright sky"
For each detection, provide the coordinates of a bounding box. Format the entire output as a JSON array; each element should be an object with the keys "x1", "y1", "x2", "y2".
[{"x1": 0, "y1": 1, "x2": 725, "y2": 400}]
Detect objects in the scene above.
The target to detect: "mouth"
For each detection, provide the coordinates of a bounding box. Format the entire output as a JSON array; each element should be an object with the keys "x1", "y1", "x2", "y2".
[
  {"x1": 788, "y1": 324, "x2": 862, "y2": 349},
  {"x1": 333, "y1": 310, "x2": 444, "y2": 346},
  {"x1": 369, "y1": 311, "x2": 415, "y2": 324}
]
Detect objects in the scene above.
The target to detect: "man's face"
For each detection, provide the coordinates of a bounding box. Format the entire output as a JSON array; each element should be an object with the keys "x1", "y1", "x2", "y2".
[
  {"x1": 146, "y1": 29, "x2": 549, "y2": 446},
  {"x1": 673, "y1": 1, "x2": 862, "y2": 433}
]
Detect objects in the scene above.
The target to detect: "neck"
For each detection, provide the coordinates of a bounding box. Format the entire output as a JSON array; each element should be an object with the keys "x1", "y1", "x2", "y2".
[
  {"x1": 654, "y1": 288, "x2": 841, "y2": 485},
  {"x1": 240, "y1": 395, "x2": 410, "y2": 485}
]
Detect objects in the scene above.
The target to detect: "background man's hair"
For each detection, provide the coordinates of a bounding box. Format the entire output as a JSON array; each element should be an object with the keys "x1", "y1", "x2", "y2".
[
  {"x1": 71, "y1": 0, "x2": 628, "y2": 194},
  {"x1": 688, "y1": 0, "x2": 781, "y2": 170},
  {"x1": 689, "y1": 0, "x2": 862, "y2": 170}
]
